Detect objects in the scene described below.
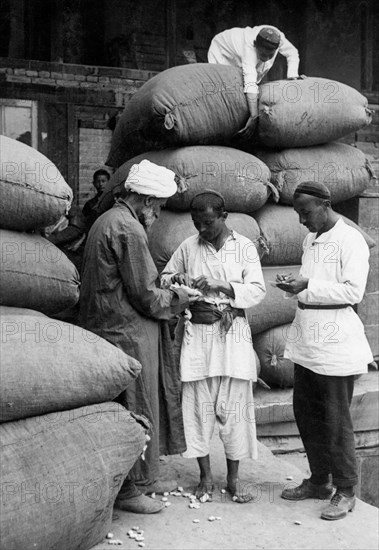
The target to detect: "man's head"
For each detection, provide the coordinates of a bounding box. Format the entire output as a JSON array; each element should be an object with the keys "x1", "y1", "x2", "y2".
[
  {"x1": 293, "y1": 182, "x2": 332, "y2": 234},
  {"x1": 254, "y1": 27, "x2": 280, "y2": 62},
  {"x1": 123, "y1": 160, "x2": 177, "y2": 230},
  {"x1": 190, "y1": 190, "x2": 228, "y2": 244},
  {"x1": 93, "y1": 169, "x2": 110, "y2": 194}
]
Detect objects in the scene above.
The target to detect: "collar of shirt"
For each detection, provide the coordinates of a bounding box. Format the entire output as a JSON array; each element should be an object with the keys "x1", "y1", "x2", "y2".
[
  {"x1": 197, "y1": 229, "x2": 237, "y2": 250},
  {"x1": 113, "y1": 198, "x2": 140, "y2": 222},
  {"x1": 308, "y1": 217, "x2": 343, "y2": 245}
]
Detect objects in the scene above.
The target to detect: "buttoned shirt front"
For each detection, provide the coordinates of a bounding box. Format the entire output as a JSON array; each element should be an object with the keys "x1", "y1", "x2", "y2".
[
  {"x1": 161, "y1": 230, "x2": 266, "y2": 381},
  {"x1": 284, "y1": 218, "x2": 373, "y2": 375}
]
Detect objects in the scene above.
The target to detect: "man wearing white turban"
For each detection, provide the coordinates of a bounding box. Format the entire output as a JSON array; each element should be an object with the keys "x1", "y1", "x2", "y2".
[{"x1": 79, "y1": 160, "x2": 193, "y2": 513}]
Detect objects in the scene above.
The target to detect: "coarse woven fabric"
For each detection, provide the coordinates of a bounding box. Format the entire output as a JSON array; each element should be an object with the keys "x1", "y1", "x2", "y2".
[
  {"x1": 253, "y1": 323, "x2": 295, "y2": 388},
  {"x1": 0, "y1": 306, "x2": 141, "y2": 422},
  {"x1": 0, "y1": 229, "x2": 80, "y2": 315},
  {"x1": 106, "y1": 64, "x2": 249, "y2": 168},
  {"x1": 257, "y1": 78, "x2": 371, "y2": 148},
  {"x1": 0, "y1": 402, "x2": 147, "y2": 550},
  {"x1": 100, "y1": 146, "x2": 272, "y2": 215},
  {"x1": 0, "y1": 135, "x2": 72, "y2": 231},
  {"x1": 246, "y1": 265, "x2": 300, "y2": 335},
  {"x1": 253, "y1": 142, "x2": 374, "y2": 204}
]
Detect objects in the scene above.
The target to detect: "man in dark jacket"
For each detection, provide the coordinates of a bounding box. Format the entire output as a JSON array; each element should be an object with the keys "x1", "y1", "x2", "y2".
[{"x1": 79, "y1": 160, "x2": 193, "y2": 513}]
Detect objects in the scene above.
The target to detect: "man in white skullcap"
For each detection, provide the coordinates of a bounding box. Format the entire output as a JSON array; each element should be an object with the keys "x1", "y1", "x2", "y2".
[
  {"x1": 80, "y1": 160, "x2": 193, "y2": 513},
  {"x1": 208, "y1": 25, "x2": 300, "y2": 138}
]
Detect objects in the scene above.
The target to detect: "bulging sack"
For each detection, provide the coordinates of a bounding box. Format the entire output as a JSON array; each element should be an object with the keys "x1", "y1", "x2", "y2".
[
  {"x1": 0, "y1": 403, "x2": 147, "y2": 550},
  {"x1": 257, "y1": 77, "x2": 371, "y2": 148},
  {"x1": 106, "y1": 63, "x2": 249, "y2": 167},
  {"x1": 254, "y1": 142, "x2": 374, "y2": 204},
  {"x1": 0, "y1": 135, "x2": 73, "y2": 231},
  {"x1": 253, "y1": 324, "x2": 295, "y2": 388},
  {"x1": 99, "y1": 146, "x2": 273, "y2": 215},
  {"x1": 149, "y1": 210, "x2": 263, "y2": 273},
  {"x1": 0, "y1": 229, "x2": 80, "y2": 315},
  {"x1": 247, "y1": 265, "x2": 300, "y2": 335},
  {"x1": 252, "y1": 203, "x2": 376, "y2": 266},
  {"x1": 0, "y1": 306, "x2": 142, "y2": 422}
]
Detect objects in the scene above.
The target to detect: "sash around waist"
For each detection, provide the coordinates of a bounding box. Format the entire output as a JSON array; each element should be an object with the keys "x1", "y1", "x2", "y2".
[{"x1": 189, "y1": 301, "x2": 244, "y2": 325}]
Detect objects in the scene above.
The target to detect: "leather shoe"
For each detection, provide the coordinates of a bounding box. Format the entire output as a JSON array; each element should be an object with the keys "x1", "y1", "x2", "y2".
[
  {"x1": 321, "y1": 492, "x2": 356, "y2": 520},
  {"x1": 138, "y1": 479, "x2": 179, "y2": 495},
  {"x1": 281, "y1": 478, "x2": 334, "y2": 501},
  {"x1": 114, "y1": 493, "x2": 165, "y2": 514}
]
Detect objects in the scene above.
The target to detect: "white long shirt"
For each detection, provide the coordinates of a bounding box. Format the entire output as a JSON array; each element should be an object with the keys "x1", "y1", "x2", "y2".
[
  {"x1": 207, "y1": 25, "x2": 300, "y2": 94},
  {"x1": 284, "y1": 218, "x2": 373, "y2": 376},
  {"x1": 161, "y1": 231, "x2": 266, "y2": 382}
]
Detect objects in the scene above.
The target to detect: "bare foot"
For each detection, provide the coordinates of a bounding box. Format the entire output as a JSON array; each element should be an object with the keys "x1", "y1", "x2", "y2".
[
  {"x1": 226, "y1": 477, "x2": 254, "y2": 504},
  {"x1": 195, "y1": 480, "x2": 214, "y2": 502}
]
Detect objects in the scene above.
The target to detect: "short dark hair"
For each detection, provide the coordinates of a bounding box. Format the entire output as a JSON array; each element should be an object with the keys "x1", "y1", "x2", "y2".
[
  {"x1": 189, "y1": 190, "x2": 226, "y2": 216},
  {"x1": 93, "y1": 169, "x2": 110, "y2": 181}
]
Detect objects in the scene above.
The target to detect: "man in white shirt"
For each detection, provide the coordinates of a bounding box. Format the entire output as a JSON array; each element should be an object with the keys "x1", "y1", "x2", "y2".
[
  {"x1": 161, "y1": 190, "x2": 266, "y2": 503},
  {"x1": 207, "y1": 25, "x2": 300, "y2": 138},
  {"x1": 275, "y1": 181, "x2": 373, "y2": 520}
]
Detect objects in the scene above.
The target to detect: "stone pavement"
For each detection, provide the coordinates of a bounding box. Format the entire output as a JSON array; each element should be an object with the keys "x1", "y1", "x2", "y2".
[{"x1": 92, "y1": 436, "x2": 378, "y2": 550}]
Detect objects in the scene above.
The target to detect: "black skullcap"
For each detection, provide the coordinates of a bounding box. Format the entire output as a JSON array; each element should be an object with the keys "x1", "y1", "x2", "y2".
[
  {"x1": 189, "y1": 189, "x2": 225, "y2": 210},
  {"x1": 294, "y1": 181, "x2": 331, "y2": 200},
  {"x1": 256, "y1": 27, "x2": 281, "y2": 50}
]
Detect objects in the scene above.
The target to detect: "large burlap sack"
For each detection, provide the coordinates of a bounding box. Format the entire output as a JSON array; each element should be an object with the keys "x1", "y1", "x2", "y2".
[
  {"x1": 0, "y1": 306, "x2": 142, "y2": 422},
  {"x1": 0, "y1": 229, "x2": 80, "y2": 314},
  {"x1": 247, "y1": 265, "x2": 300, "y2": 335},
  {"x1": 254, "y1": 142, "x2": 374, "y2": 204},
  {"x1": 148, "y1": 210, "x2": 263, "y2": 273},
  {"x1": 106, "y1": 64, "x2": 249, "y2": 167},
  {"x1": 253, "y1": 324, "x2": 295, "y2": 388},
  {"x1": 99, "y1": 146, "x2": 273, "y2": 215},
  {"x1": 252, "y1": 204, "x2": 376, "y2": 265},
  {"x1": 257, "y1": 78, "x2": 371, "y2": 148},
  {"x1": 0, "y1": 135, "x2": 73, "y2": 231},
  {"x1": 0, "y1": 402, "x2": 147, "y2": 550}
]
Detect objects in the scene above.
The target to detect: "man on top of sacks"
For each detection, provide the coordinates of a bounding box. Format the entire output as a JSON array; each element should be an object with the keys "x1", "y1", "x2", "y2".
[
  {"x1": 275, "y1": 181, "x2": 373, "y2": 521},
  {"x1": 161, "y1": 190, "x2": 266, "y2": 504},
  {"x1": 79, "y1": 160, "x2": 196, "y2": 514},
  {"x1": 208, "y1": 25, "x2": 300, "y2": 138}
]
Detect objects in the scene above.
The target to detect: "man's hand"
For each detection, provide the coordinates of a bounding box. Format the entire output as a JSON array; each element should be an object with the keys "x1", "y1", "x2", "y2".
[
  {"x1": 287, "y1": 75, "x2": 307, "y2": 80},
  {"x1": 236, "y1": 116, "x2": 257, "y2": 139},
  {"x1": 172, "y1": 273, "x2": 193, "y2": 286},
  {"x1": 275, "y1": 274, "x2": 309, "y2": 294},
  {"x1": 193, "y1": 275, "x2": 220, "y2": 293}
]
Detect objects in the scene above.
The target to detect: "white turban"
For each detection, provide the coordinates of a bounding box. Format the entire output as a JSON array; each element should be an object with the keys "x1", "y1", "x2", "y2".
[{"x1": 124, "y1": 159, "x2": 177, "y2": 198}]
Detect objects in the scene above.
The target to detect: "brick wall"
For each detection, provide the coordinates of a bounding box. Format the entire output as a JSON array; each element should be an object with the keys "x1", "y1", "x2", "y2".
[
  {"x1": 0, "y1": 57, "x2": 157, "y2": 107},
  {"x1": 78, "y1": 128, "x2": 113, "y2": 208}
]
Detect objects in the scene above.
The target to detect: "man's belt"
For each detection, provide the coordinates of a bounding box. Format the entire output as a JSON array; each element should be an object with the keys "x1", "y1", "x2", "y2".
[
  {"x1": 298, "y1": 302, "x2": 351, "y2": 310},
  {"x1": 189, "y1": 301, "x2": 244, "y2": 334}
]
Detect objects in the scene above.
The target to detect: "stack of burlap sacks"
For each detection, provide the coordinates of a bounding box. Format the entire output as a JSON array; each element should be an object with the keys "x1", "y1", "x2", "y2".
[
  {"x1": 0, "y1": 136, "x2": 147, "y2": 550},
  {"x1": 100, "y1": 64, "x2": 376, "y2": 389}
]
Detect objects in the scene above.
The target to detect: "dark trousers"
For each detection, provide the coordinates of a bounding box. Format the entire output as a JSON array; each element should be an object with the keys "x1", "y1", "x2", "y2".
[{"x1": 293, "y1": 364, "x2": 358, "y2": 488}]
